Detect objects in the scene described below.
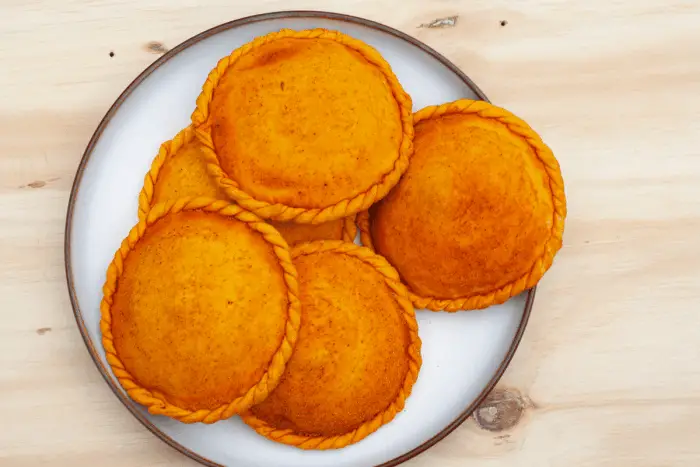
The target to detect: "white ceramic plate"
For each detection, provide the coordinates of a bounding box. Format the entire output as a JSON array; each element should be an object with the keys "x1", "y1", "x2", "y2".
[{"x1": 65, "y1": 11, "x2": 533, "y2": 467}]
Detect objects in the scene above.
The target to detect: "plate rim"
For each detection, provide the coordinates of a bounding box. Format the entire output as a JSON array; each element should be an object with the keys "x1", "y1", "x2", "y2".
[{"x1": 63, "y1": 9, "x2": 535, "y2": 467}]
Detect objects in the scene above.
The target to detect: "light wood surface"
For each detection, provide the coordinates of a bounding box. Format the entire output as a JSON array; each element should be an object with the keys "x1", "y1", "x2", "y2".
[{"x1": 1, "y1": 1, "x2": 699, "y2": 466}]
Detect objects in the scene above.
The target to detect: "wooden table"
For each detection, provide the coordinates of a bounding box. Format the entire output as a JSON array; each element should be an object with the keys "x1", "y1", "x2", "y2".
[{"x1": 2, "y1": 1, "x2": 699, "y2": 465}]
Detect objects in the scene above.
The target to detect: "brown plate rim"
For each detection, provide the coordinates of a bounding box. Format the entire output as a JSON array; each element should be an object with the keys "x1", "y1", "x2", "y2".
[{"x1": 64, "y1": 9, "x2": 534, "y2": 467}]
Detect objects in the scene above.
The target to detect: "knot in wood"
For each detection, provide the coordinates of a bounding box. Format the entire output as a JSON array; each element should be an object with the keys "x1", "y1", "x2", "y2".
[{"x1": 474, "y1": 388, "x2": 525, "y2": 432}]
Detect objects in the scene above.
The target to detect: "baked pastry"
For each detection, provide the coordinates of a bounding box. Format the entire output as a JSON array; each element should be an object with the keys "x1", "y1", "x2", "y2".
[
  {"x1": 138, "y1": 126, "x2": 357, "y2": 244},
  {"x1": 138, "y1": 127, "x2": 228, "y2": 219},
  {"x1": 359, "y1": 99, "x2": 566, "y2": 311},
  {"x1": 100, "y1": 198, "x2": 301, "y2": 423},
  {"x1": 191, "y1": 29, "x2": 413, "y2": 224},
  {"x1": 269, "y1": 218, "x2": 356, "y2": 245},
  {"x1": 242, "y1": 241, "x2": 421, "y2": 449}
]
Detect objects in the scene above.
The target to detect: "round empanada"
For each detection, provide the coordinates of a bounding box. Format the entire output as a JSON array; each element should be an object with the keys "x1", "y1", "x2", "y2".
[
  {"x1": 101, "y1": 198, "x2": 300, "y2": 423},
  {"x1": 359, "y1": 99, "x2": 566, "y2": 311},
  {"x1": 191, "y1": 29, "x2": 413, "y2": 223},
  {"x1": 242, "y1": 241, "x2": 421, "y2": 449}
]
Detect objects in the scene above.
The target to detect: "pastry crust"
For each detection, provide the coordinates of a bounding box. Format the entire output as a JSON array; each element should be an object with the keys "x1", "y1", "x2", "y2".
[
  {"x1": 100, "y1": 197, "x2": 301, "y2": 423},
  {"x1": 241, "y1": 241, "x2": 421, "y2": 449},
  {"x1": 270, "y1": 217, "x2": 357, "y2": 245},
  {"x1": 137, "y1": 127, "x2": 357, "y2": 244},
  {"x1": 138, "y1": 127, "x2": 227, "y2": 220},
  {"x1": 359, "y1": 99, "x2": 566, "y2": 311},
  {"x1": 191, "y1": 29, "x2": 413, "y2": 224}
]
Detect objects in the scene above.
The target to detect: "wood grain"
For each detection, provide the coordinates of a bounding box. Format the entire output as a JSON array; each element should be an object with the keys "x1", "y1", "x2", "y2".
[{"x1": 1, "y1": 1, "x2": 699, "y2": 466}]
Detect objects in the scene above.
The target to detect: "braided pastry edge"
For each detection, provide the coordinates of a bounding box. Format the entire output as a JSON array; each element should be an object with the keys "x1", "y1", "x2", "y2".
[{"x1": 137, "y1": 126, "x2": 196, "y2": 221}]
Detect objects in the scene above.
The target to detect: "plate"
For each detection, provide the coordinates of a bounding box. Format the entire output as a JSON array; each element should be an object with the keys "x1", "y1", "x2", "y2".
[{"x1": 65, "y1": 10, "x2": 533, "y2": 467}]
